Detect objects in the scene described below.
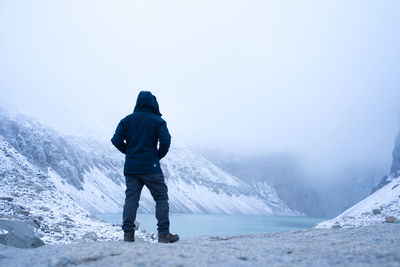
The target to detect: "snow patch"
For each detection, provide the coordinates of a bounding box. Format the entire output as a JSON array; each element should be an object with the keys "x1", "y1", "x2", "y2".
[{"x1": 48, "y1": 168, "x2": 125, "y2": 214}]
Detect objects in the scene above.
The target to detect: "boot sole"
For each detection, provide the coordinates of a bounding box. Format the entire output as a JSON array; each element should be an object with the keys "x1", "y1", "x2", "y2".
[{"x1": 159, "y1": 238, "x2": 179, "y2": 243}]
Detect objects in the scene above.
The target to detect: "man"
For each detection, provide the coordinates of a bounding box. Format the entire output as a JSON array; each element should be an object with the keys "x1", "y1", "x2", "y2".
[{"x1": 111, "y1": 91, "x2": 179, "y2": 243}]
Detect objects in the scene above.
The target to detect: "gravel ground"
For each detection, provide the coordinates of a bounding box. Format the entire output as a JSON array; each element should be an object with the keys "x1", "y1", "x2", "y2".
[{"x1": 1, "y1": 224, "x2": 399, "y2": 266}]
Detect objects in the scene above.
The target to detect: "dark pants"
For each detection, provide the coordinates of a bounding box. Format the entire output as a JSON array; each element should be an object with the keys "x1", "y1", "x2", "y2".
[{"x1": 122, "y1": 172, "x2": 170, "y2": 235}]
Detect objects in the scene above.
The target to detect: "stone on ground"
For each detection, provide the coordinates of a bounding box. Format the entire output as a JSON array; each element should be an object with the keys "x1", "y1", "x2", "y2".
[{"x1": 0, "y1": 219, "x2": 44, "y2": 248}]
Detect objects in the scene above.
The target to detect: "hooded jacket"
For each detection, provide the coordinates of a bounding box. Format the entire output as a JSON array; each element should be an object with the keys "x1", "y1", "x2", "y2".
[{"x1": 111, "y1": 91, "x2": 171, "y2": 175}]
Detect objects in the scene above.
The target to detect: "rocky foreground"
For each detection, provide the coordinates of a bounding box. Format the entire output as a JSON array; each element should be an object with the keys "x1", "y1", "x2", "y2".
[{"x1": 1, "y1": 224, "x2": 399, "y2": 266}]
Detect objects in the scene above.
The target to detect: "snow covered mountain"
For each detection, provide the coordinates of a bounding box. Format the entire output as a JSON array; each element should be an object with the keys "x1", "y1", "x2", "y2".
[
  {"x1": 315, "y1": 175, "x2": 400, "y2": 228},
  {"x1": 0, "y1": 110, "x2": 297, "y2": 216},
  {"x1": 152, "y1": 148, "x2": 296, "y2": 215},
  {"x1": 316, "y1": 131, "x2": 400, "y2": 228}
]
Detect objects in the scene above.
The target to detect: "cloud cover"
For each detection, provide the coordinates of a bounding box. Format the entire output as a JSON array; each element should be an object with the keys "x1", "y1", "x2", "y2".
[{"x1": 1, "y1": 0, "x2": 399, "y2": 171}]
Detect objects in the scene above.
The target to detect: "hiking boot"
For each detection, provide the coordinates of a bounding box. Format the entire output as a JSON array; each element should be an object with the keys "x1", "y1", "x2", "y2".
[
  {"x1": 158, "y1": 233, "x2": 179, "y2": 243},
  {"x1": 123, "y1": 231, "x2": 135, "y2": 242}
]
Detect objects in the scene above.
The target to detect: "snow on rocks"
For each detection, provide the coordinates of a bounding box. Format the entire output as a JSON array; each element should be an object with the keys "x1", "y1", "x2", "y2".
[
  {"x1": 0, "y1": 137, "x2": 122, "y2": 245},
  {"x1": 157, "y1": 147, "x2": 298, "y2": 216},
  {"x1": 316, "y1": 175, "x2": 400, "y2": 229}
]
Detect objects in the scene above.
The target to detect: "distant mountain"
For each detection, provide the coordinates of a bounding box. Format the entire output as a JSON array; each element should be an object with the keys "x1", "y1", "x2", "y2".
[
  {"x1": 0, "y1": 110, "x2": 297, "y2": 216},
  {"x1": 157, "y1": 148, "x2": 296, "y2": 215},
  {"x1": 200, "y1": 150, "x2": 323, "y2": 216},
  {"x1": 201, "y1": 150, "x2": 385, "y2": 218}
]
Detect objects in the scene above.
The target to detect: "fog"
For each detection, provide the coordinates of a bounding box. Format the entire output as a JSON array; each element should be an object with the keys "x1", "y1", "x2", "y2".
[{"x1": 1, "y1": 0, "x2": 399, "y2": 175}]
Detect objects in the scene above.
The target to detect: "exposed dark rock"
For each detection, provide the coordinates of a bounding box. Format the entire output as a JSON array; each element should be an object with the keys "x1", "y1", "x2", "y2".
[
  {"x1": 18, "y1": 210, "x2": 30, "y2": 216},
  {"x1": 0, "y1": 219, "x2": 44, "y2": 248},
  {"x1": 32, "y1": 218, "x2": 41, "y2": 228},
  {"x1": 82, "y1": 232, "x2": 98, "y2": 241},
  {"x1": 63, "y1": 215, "x2": 74, "y2": 222},
  {"x1": 372, "y1": 132, "x2": 400, "y2": 193},
  {"x1": 391, "y1": 132, "x2": 400, "y2": 176},
  {"x1": 385, "y1": 216, "x2": 397, "y2": 223},
  {"x1": 33, "y1": 185, "x2": 44, "y2": 193},
  {"x1": 372, "y1": 209, "x2": 381, "y2": 215},
  {"x1": 0, "y1": 197, "x2": 13, "y2": 202},
  {"x1": 372, "y1": 176, "x2": 389, "y2": 194}
]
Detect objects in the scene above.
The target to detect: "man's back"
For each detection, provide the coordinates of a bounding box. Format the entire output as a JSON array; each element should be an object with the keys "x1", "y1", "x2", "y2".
[
  {"x1": 111, "y1": 91, "x2": 178, "y2": 243},
  {"x1": 111, "y1": 91, "x2": 171, "y2": 175}
]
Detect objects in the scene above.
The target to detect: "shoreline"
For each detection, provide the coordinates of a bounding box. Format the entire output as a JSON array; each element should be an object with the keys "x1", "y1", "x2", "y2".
[{"x1": 1, "y1": 224, "x2": 399, "y2": 266}]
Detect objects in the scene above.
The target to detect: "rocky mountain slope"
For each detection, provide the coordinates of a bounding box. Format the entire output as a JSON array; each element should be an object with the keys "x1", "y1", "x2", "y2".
[
  {"x1": 0, "y1": 110, "x2": 124, "y2": 190},
  {"x1": 372, "y1": 132, "x2": 400, "y2": 193},
  {"x1": 317, "y1": 131, "x2": 400, "y2": 228},
  {"x1": 0, "y1": 110, "x2": 298, "y2": 218},
  {"x1": 315, "y1": 175, "x2": 400, "y2": 228},
  {"x1": 391, "y1": 132, "x2": 400, "y2": 176},
  {"x1": 0, "y1": 136, "x2": 122, "y2": 244}
]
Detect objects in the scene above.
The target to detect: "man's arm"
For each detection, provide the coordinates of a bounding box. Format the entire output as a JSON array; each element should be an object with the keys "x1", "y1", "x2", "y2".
[
  {"x1": 158, "y1": 122, "x2": 171, "y2": 159},
  {"x1": 111, "y1": 119, "x2": 127, "y2": 154}
]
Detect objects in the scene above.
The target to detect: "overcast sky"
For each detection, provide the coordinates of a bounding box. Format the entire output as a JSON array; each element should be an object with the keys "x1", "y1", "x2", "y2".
[{"x1": 1, "y1": 0, "x2": 399, "y2": 171}]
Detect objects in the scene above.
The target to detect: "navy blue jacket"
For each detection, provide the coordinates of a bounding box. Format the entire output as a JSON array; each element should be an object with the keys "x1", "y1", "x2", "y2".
[{"x1": 111, "y1": 91, "x2": 171, "y2": 175}]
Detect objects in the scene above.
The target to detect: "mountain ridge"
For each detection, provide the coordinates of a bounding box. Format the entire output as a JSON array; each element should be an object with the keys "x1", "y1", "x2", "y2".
[{"x1": 0, "y1": 109, "x2": 298, "y2": 216}]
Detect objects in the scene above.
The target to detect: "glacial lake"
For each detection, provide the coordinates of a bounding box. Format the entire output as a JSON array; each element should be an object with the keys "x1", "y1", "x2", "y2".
[{"x1": 96, "y1": 213, "x2": 326, "y2": 239}]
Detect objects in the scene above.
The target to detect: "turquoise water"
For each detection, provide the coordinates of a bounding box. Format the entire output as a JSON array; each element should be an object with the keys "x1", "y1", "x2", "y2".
[{"x1": 97, "y1": 213, "x2": 326, "y2": 239}]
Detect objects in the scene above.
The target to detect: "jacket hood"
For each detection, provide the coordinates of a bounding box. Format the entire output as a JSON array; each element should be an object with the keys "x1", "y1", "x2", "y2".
[{"x1": 134, "y1": 91, "x2": 162, "y2": 116}]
